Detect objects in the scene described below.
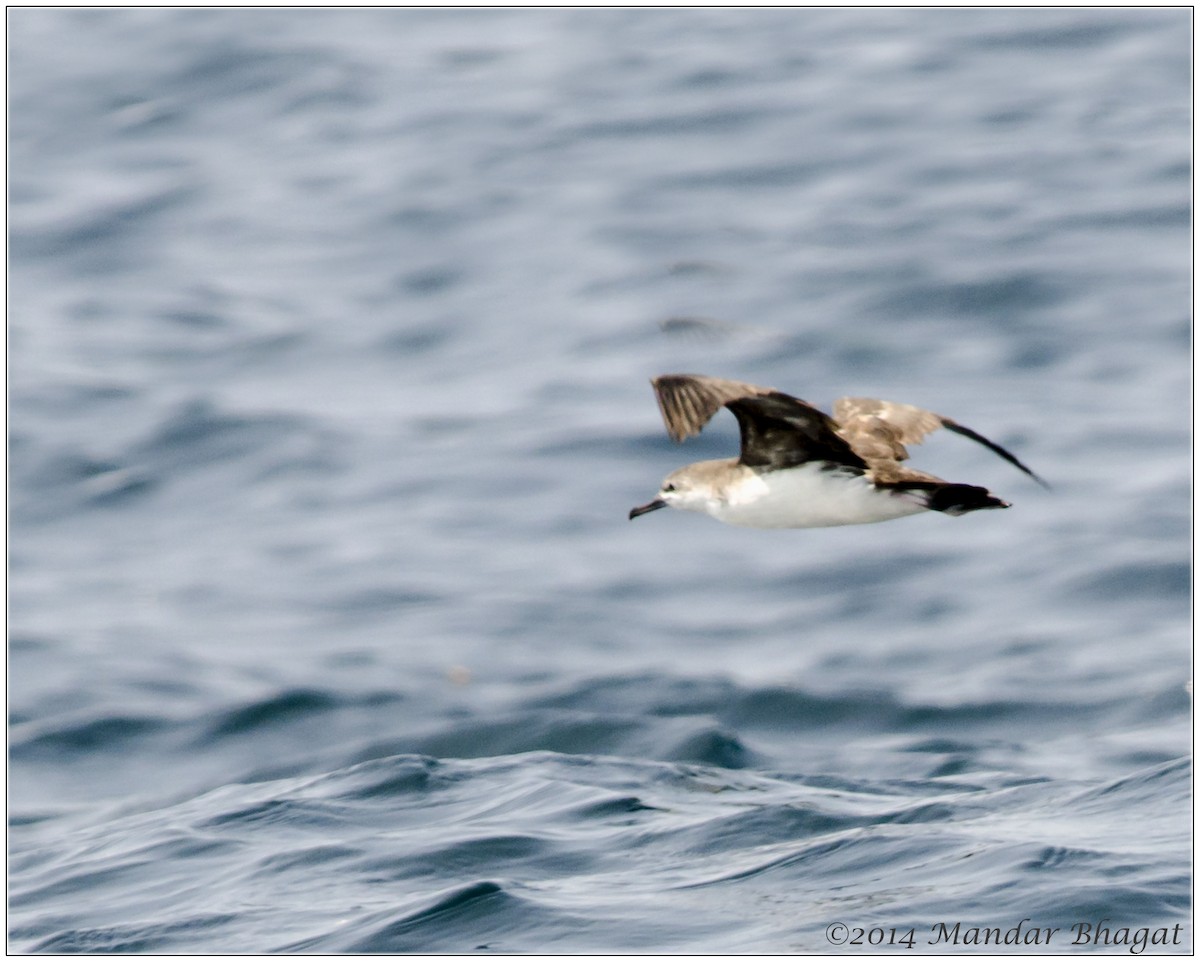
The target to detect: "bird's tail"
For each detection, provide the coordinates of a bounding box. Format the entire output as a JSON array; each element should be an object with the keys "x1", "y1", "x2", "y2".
[{"x1": 888, "y1": 481, "x2": 1010, "y2": 516}]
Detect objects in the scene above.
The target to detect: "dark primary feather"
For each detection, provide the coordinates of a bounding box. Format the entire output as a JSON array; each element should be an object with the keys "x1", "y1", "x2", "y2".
[{"x1": 940, "y1": 418, "x2": 1049, "y2": 488}]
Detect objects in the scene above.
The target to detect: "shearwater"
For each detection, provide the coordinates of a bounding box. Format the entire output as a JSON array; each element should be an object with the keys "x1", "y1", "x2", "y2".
[{"x1": 629, "y1": 374, "x2": 1046, "y2": 529}]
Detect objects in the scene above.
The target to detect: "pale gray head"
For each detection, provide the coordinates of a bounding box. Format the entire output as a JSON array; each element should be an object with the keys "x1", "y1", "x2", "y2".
[{"x1": 628, "y1": 461, "x2": 730, "y2": 520}]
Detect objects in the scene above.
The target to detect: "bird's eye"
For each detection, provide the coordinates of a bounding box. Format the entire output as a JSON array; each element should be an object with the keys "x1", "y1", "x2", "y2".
[{"x1": 663, "y1": 483, "x2": 676, "y2": 493}]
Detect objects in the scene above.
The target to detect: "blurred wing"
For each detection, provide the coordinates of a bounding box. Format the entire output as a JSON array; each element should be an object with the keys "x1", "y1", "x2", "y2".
[{"x1": 650, "y1": 374, "x2": 778, "y2": 442}]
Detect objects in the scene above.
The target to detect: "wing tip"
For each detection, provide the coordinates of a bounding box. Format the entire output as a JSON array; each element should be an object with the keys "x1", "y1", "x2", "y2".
[
  {"x1": 939, "y1": 417, "x2": 1049, "y2": 489},
  {"x1": 649, "y1": 374, "x2": 703, "y2": 443}
]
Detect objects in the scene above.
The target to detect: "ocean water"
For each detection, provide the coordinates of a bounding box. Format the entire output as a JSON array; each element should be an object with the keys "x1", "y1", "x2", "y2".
[{"x1": 7, "y1": 8, "x2": 1192, "y2": 953}]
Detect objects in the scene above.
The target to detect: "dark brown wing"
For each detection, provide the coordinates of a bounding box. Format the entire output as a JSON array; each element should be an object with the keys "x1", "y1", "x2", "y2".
[{"x1": 650, "y1": 374, "x2": 866, "y2": 473}]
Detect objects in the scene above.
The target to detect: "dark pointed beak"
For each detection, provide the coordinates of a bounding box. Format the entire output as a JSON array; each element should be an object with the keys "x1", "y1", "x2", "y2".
[{"x1": 628, "y1": 498, "x2": 667, "y2": 520}]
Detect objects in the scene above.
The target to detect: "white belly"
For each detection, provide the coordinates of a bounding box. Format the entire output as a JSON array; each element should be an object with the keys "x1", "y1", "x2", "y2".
[{"x1": 707, "y1": 463, "x2": 926, "y2": 529}]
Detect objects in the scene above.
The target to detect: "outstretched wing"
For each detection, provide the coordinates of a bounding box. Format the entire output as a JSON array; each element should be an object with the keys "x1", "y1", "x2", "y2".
[
  {"x1": 650, "y1": 374, "x2": 866, "y2": 473},
  {"x1": 833, "y1": 396, "x2": 1047, "y2": 487}
]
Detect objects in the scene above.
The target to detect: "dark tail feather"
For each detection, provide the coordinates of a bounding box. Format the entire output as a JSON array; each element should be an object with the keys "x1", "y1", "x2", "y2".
[
  {"x1": 889, "y1": 481, "x2": 1011, "y2": 516},
  {"x1": 926, "y1": 483, "x2": 1010, "y2": 516},
  {"x1": 940, "y1": 418, "x2": 1049, "y2": 489}
]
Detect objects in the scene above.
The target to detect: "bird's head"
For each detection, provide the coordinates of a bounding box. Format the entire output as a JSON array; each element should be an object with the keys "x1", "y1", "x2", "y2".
[{"x1": 628, "y1": 466, "x2": 711, "y2": 520}]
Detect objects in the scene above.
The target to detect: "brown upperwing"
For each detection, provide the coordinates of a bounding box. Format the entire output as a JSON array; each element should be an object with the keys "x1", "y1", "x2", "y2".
[
  {"x1": 648, "y1": 376, "x2": 1044, "y2": 485},
  {"x1": 833, "y1": 396, "x2": 1047, "y2": 487}
]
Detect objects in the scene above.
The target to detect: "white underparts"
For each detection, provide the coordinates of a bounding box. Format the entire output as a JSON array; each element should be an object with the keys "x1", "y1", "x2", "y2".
[{"x1": 697, "y1": 463, "x2": 928, "y2": 529}]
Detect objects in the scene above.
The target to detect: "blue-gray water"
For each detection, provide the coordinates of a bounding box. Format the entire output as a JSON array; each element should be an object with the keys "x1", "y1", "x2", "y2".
[{"x1": 8, "y1": 8, "x2": 1192, "y2": 954}]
